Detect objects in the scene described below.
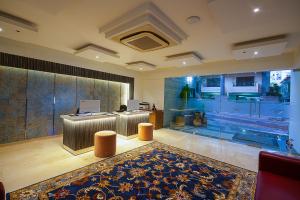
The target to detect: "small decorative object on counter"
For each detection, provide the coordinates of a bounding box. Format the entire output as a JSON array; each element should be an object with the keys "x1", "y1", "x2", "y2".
[
  {"x1": 152, "y1": 104, "x2": 157, "y2": 111},
  {"x1": 117, "y1": 105, "x2": 127, "y2": 112},
  {"x1": 139, "y1": 102, "x2": 150, "y2": 110}
]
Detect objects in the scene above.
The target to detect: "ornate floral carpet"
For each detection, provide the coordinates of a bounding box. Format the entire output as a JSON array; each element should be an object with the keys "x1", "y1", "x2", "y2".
[{"x1": 7, "y1": 142, "x2": 256, "y2": 200}]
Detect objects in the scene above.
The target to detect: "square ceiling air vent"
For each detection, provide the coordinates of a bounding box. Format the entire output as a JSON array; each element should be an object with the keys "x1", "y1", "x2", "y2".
[{"x1": 121, "y1": 31, "x2": 169, "y2": 52}]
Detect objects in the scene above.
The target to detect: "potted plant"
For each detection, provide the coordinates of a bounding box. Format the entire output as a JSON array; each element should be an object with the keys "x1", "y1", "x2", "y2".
[{"x1": 179, "y1": 84, "x2": 190, "y2": 103}]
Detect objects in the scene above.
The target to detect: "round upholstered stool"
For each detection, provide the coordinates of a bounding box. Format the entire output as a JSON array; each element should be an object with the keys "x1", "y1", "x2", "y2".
[
  {"x1": 138, "y1": 123, "x2": 153, "y2": 141},
  {"x1": 94, "y1": 130, "x2": 116, "y2": 158}
]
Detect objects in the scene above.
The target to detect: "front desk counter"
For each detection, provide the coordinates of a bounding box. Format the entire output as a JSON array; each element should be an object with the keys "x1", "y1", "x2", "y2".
[
  {"x1": 115, "y1": 111, "x2": 150, "y2": 137},
  {"x1": 61, "y1": 111, "x2": 150, "y2": 153},
  {"x1": 61, "y1": 114, "x2": 117, "y2": 152}
]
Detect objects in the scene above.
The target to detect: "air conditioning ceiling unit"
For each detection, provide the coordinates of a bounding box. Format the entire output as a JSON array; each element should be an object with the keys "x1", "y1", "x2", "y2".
[
  {"x1": 120, "y1": 31, "x2": 169, "y2": 52},
  {"x1": 99, "y1": 2, "x2": 187, "y2": 52}
]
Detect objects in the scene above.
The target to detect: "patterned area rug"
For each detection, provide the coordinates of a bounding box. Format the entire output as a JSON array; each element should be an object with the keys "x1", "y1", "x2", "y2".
[{"x1": 7, "y1": 142, "x2": 256, "y2": 200}]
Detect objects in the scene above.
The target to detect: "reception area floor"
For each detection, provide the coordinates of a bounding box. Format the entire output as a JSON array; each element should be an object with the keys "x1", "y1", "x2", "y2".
[{"x1": 0, "y1": 129, "x2": 262, "y2": 193}]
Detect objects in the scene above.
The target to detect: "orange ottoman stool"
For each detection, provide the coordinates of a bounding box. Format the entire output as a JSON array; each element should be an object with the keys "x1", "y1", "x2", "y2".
[
  {"x1": 138, "y1": 123, "x2": 153, "y2": 141},
  {"x1": 94, "y1": 130, "x2": 116, "y2": 158}
]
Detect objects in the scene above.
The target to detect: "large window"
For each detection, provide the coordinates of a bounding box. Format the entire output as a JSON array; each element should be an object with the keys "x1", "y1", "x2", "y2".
[
  {"x1": 236, "y1": 76, "x2": 255, "y2": 86},
  {"x1": 164, "y1": 70, "x2": 293, "y2": 153},
  {"x1": 207, "y1": 77, "x2": 220, "y2": 87}
]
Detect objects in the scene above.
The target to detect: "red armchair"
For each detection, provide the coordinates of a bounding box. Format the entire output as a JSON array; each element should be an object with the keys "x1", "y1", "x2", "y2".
[{"x1": 255, "y1": 151, "x2": 300, "y2": 200}]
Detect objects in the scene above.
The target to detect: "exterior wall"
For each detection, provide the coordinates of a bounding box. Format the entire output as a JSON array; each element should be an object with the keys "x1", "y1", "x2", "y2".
[{"x1": 224, "y1": 72, "x2": 262, "y2": 94}]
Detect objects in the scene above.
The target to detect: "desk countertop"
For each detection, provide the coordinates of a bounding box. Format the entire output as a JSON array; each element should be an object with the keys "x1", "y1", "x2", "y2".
[
  {"x1": 61, "y1": 111, "x2": 150, "y2": 121},
  {"x1": 60, "y1": 114, "x2": 117, "y2": 122},
  {"x1": 114, "y1": 111, "x2": 150, "y2": 116}
]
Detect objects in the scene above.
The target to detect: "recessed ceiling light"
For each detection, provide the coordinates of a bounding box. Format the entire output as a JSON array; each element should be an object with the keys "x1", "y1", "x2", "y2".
[
  {"x1": 186, "y1": 16, "x2": 200, "y2": 24},
  {"x1": 0, "y1": 27, "x2": 3, "y2": 32},
  {"x1": 96, "y1": 55, "x2": 99, "y2": 59},
  {"x1": 182, "y1": 61, "x2": 186, "y2": 65},
  {"x1": 253, "y1": 7, "x2": 260, "y2": 13},
  {"x1": 139, "y1": 67, "x2": 143, "y2": 70},
  {"x1": 254, "y1": 51, "x2": 258, "y2": 55}
]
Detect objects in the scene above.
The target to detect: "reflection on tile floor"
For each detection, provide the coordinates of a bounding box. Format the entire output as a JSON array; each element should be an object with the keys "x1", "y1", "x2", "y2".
[{"x1": 170, "y1": 124, "x2": 289, "y2": 151}]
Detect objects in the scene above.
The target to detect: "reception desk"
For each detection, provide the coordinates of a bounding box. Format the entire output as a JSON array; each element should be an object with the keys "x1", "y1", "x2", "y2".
[
  {"x1": 61, "y1": 111, "x2": 149, "y2": 153},
  {"x1": 116, "y1": 112, "x2": 149, "y2": 137},
  {"x1": 61, "y1": 114, "x2": 117, "y2": 152}
]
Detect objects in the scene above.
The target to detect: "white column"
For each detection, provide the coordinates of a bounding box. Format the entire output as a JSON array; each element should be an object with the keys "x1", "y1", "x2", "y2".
[{"x1": 289, "y1": 70, "x2": 300, "y2": 153}]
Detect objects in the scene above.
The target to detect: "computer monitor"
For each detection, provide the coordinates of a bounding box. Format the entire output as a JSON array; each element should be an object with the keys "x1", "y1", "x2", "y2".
[
  {"x1": 127, "y1": 100, "x2": 140, "y2": 111},
  {"x1": 79, "y1": 100, "x2": 100, "y2": 113}
]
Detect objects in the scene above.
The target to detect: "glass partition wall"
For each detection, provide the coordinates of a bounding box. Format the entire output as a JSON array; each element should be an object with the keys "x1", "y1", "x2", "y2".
[{"x1": 164, "y1": 70, "x2": 294, "y2": 153}]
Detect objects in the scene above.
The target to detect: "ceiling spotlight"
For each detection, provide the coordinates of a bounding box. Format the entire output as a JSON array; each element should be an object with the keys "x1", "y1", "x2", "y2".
[
  {"x1": 139, "y1": 67, "x2": 143, "y2": 70},
  {"x1": 0, "y1": 27, "x2": 3, "y2": 32},
  {"x1": 253, "y1": 7, "x2": 260, "y2": 13},
  {"x1": 96, "y1": 55, "x2": 99, "y2": 59},
  {"x1": 254, "y1": 51, "x2": 258, "y2": 55},
  {"x1": 182, "y1": 61, "x2": 186, "y2": 65}
]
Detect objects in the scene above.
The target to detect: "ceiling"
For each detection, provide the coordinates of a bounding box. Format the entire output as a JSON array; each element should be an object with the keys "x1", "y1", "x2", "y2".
[{"x1": 0, "y1": 0, "x2": 299, "y2": 70}]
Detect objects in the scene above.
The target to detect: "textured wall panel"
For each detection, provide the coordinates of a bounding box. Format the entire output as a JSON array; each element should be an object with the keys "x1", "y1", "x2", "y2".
[
  {"x1": 0, "y1": 66, "x2": 27, "y2": 143},
  {"x1": 108, "y1": 81, "x2": 121, "y2": 112},
  {"x1": 0, "y1": 66, "x2": 10, "y2": 99},
  {"x1": 0, "y1": 99, "x2": 27, "y2": 143},
  {"x1": 0, "y1": 52, "x2": 134, "y2": 100},
  {"x1": 76, "y1": 77, "x2": 94, "y2": 107},
  {"x1": 0, "y1": 62, "x2": 133, "y2": 143},
  {"x1": 121, "y1": 83, "x2": 130, "y2": 106},
  {"x1": 54, "y1": 74, "x2": 77, "y2": 135},
  {"x1": 26, "y1": 70, "x2": 54, "y2": 139},
  {"x1": 94, "y1": 79, "x2": 109, "y2": 112},
  {"x1": 9, "y1": 67, "x2": 28, "y2": 100}
]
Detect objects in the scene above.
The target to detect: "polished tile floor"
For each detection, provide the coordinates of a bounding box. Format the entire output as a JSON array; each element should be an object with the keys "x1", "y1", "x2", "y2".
[{"x1": 0, "y1": 128, "x2": 263, "y2": 193}]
